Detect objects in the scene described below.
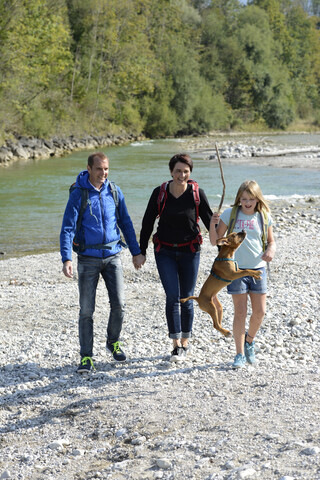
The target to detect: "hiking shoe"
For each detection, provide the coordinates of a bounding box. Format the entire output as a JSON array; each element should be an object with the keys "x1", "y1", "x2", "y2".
[
  {"x1": 244, "y1": 336, "x2": 256, "y2": 365},
  {"x1": 77, "y1": 356, "x2": 95, "y2": 373},
  {"x1": 107, "y1": 341, "x2": 126, "y2": 362},
  {"x1": 170, "y1": 346, "x2": 185, "y2": 363},
  {"x1": 232, "y1": 353, "x2": 246, "y2": 369}
]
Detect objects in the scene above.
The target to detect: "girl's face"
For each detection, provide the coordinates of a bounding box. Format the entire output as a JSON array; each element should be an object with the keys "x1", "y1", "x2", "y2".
[
  {"x1": 239, "y1": 191, "x2": 258, "y2": 215},
  {"x1": 171, "y1": 161, "x2": 191, "y2": 187}
]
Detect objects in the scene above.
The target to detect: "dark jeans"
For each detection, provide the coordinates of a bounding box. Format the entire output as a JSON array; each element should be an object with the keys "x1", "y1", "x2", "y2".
[
  {"x1": 77, "y1": 253, "x2": 125, "y2": 357},
  {"x1": 155, "y1": 248, "x2": 200, "y2": 339}
]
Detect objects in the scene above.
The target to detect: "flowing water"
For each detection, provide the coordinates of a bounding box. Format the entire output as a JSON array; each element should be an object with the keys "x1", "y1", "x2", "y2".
[{"x1": 0, "y1": 134, "x2": 319, "y2": 258}]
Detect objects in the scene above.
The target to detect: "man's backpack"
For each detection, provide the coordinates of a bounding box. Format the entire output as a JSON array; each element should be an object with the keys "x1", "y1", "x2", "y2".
[
  {"x1": 153, "y1": 179, "x2": 202, "y2": 252},
  {"x1": 226, "y1": 205, "x2": 268, "y2": 251},
  {"x1": 69, "y1": 181, "x2": 126, "y2": 253}
]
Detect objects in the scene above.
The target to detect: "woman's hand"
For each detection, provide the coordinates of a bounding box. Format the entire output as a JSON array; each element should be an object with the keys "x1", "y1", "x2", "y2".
[{"x1": 133, "y1": 254, "x2": 146, "y2": 270}]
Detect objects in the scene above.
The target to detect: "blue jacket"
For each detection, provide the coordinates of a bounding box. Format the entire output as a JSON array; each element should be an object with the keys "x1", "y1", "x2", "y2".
[{"x1": 60, "y1": 170, "x2": 141, "y2": 263}]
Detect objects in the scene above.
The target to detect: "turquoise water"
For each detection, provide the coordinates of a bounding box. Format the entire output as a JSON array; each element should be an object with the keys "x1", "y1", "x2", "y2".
[{"x1": 0, "y1": 136, "x2": 319, "y2": 258}]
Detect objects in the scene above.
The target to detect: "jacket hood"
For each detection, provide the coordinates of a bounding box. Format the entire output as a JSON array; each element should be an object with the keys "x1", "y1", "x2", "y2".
[{"x1": 75, "y1": 170, "x2": 108, "y2": 190}]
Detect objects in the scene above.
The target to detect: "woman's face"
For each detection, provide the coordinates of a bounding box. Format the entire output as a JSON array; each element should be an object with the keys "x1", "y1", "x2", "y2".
[
  {"x1": 239, "y1": 191, "x2": 258, "y2": 215},
  {"x1": 171, "y1": 161, "x2": 191, "y2": 187}
]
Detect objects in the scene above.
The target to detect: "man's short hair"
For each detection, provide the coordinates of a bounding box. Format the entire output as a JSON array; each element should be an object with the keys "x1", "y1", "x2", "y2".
[{"x1": 88, "y1": 152, "x2": 108, "y2": 168}]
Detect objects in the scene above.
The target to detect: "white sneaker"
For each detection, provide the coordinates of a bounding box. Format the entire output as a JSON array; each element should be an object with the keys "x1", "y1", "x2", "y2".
[{"x1": 170, "y1": 346, "x2": 185, "y2": 362}]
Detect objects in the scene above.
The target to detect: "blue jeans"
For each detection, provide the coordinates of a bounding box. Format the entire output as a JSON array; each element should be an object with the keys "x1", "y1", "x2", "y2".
[
  {"x1": 155, "y1": 248, "x2": 200, "y2": 339},
  {"x1": 77, "y1": 253, "x2": 125, "y2": 357}
]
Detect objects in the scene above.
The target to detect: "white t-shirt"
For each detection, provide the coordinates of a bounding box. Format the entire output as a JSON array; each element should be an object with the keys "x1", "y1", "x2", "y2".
[{"x1": 220, "y1": 207, "x2": 272, "y2": 269}]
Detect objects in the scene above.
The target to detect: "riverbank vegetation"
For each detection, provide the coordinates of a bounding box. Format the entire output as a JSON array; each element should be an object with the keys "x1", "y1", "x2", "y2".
[{"x1": 1, "y1": 0, "x2": 320, "y2": 142}]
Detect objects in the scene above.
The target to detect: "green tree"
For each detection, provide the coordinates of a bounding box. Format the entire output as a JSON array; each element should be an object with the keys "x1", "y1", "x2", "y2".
[{"x1": 0, "y1": 0, "x2": 73, "y2": 136}]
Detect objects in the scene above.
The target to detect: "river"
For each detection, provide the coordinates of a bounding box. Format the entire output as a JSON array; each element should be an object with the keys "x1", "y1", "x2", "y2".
[{"x1": 0, "y1": 134, "x2": 319, "y2": 258}]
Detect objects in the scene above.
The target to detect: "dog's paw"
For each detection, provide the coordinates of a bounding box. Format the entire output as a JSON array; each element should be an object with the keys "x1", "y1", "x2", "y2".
[{"x1": 253, "y1": 270, "x2": 262, "y2": 280}]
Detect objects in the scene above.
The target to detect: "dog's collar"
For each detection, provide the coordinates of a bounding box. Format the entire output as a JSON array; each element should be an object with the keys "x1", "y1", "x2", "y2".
[{"x1": 215, "y1": 257, "x2": 239, "y2": 270}]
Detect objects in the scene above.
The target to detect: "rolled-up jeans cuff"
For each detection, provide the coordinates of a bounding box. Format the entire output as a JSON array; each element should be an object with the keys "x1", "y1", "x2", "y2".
[
  {"x1": 182, "y1": 331, "x2": 192, "y2": 339},
  {"x1": 169, "y1": 332, "x2": 182, "y2": 339}
]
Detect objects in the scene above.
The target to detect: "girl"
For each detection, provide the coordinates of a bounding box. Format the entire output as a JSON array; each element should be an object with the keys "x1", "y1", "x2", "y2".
[{"x1": 210, "y1": 180, "x2": 276, "y2": 368}]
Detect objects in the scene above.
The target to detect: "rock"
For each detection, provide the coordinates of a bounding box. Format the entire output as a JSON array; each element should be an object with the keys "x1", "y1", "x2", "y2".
[
  {"x1": 155, "y1": 458, "x2": 172, "y2": 469},
  {"x1": 0, "y1": 472, "x2": 11, "y2": 479},
  {"x1": 48, "y1": 439, "x2": 69, "y2": 450},
  {"x1": 237, "y1": 468, "x2": 256, "y2": 479},
  {"x1": 301, "y1": 446, "x2": 320, "y2": 455}
]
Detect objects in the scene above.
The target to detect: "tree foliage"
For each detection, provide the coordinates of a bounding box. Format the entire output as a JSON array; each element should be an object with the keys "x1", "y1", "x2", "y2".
[{"x1": 0, "y1": 0, "x2": 319, "y2": 138}]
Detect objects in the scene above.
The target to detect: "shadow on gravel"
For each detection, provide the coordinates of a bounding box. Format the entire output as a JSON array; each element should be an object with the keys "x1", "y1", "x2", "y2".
[{"x1": 0, "y1": 357, "x2": 232, "y2": 434}]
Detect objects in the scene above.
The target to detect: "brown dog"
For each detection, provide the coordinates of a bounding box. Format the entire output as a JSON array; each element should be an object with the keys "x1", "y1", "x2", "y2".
[{"x1": 181, "y1": 230, "x2": 261, "y2": 337}]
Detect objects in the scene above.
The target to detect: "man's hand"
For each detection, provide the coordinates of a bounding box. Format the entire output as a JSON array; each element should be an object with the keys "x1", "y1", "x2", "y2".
[
  {"x1": 133, "y1": 254, "x2": 146, "y2": 270},
  {"x1": 62, "y1": 260, "x2": 73, "y2": 278}
]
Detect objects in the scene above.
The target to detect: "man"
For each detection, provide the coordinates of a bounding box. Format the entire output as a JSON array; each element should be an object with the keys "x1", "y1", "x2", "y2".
[{"x1": 60, "y1": 152, "x2": 145, "y2": 373}]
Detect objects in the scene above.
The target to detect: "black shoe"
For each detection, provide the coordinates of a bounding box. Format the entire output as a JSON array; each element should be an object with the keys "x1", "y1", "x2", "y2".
[
  {"x1": 77, "y1": 356, "x2": 95, "y2": 373},
  {"x1": 170, "y1": 346, "x2": 185, "y2": 363},
  {"x1": 107, "y1": 341, "x2": 126, "y2": 362}
]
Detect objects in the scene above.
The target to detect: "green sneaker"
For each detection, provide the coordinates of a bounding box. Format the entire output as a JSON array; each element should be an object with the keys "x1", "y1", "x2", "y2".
[
  {"x1": 232, "y1": 353, "x2": 246, "y2": 369},
  {"x1": 77, "y1": 356, "x2": 95, "y2": 373},
  {"x1": 107, "y1": 341, "x2": 126, "y2": 362}
]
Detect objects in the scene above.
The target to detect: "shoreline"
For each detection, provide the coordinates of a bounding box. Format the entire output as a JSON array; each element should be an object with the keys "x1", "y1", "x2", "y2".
[
  {"x1": 0, "y1": 132, "x2": 145, "y2": 167},
  {"x1": 0, "y1": 198, "x2": 319, "y2": 479},
  {"x1": 1, "y1": 130, "x2": 320, "y2": 170}
]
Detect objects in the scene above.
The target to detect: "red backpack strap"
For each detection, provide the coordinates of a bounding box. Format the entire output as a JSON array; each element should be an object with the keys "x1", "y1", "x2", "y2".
[
  {"x1": 157, "y1": 181, "x2": 170, "y2": 218},
  {"x1": 188, "y1": 179, "x2": 200, "y2": 221}
]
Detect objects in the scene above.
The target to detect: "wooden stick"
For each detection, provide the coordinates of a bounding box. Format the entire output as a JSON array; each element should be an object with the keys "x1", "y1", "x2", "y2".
[{"x1": 215, "y1": 143, "x2": 225, "y2": 213}]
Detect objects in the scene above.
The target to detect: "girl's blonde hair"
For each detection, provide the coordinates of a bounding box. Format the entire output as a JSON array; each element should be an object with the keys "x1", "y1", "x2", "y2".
[{"x1": 232, "y1": 180, "x2": 270, "y2": 213}]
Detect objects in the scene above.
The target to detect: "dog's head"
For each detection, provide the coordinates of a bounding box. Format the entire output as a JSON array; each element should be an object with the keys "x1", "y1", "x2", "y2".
[{"x1": 216, "y1": 230, "x2": 246, "y2": 252}]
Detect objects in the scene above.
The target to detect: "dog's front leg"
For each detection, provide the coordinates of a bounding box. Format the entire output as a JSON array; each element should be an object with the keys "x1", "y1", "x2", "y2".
[{"x1": 230, "y1": 269, "x2": 262, "y2": 281}]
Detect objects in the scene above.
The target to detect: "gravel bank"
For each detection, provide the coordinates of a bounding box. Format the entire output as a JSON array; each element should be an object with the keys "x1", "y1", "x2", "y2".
[
  {"x1": 0, "y1": 198, "x2": 320, "y2": 480},
  {"x1": 180, "y1": 136, "x2": 320, "y2": 170}
]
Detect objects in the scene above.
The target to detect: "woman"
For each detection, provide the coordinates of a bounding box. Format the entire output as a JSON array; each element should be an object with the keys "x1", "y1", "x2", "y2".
[
  {"x1": 210, "y1": 180, "x2": 276, "y2": 369},
  {"x1": 140, "y1": 153, "x2": 218, "y2": 362}
]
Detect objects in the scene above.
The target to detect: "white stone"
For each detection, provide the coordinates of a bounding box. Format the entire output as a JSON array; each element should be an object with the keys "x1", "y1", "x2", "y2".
[
  {"x1": 156, "y1": 458, "x2": 172, "y2": 469},
  {"x1": 237, "y1": 468, "x2": 256, "y2": 479},
  {"x1": 132, "y1": 436, "x2": 146, "y2": 445}
]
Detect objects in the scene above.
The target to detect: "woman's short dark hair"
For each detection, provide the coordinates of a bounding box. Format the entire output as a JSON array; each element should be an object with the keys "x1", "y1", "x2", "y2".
[{"x1": 168, "y1": 153, "x2": 193, "y2": 172}]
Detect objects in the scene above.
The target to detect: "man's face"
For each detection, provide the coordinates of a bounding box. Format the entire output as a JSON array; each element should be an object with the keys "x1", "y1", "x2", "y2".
[{"x1": 87, "y1": 157, "x2": 109, "y2": 188}]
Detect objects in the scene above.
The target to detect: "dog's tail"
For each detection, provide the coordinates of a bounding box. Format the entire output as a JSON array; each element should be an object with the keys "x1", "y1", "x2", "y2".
[{"x1": 180, "y1": 296, "x2": 199, "y2": 304}]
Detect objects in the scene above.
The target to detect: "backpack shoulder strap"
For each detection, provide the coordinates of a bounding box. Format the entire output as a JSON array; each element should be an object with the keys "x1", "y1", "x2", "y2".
[
  {"x1": 109, "y1": 181, "x2": 119, "y2": 220},
  {"x1": 69, "y1": 183, "x2": 89, "y2": 233},
  {"x1": 260, "y1": 209, "x2": 269, "y2": 252},
  {"x1": 188, "y1": 179, "x2": 200, "y2": 222},
  {"x1": 227, "y1": 205, "x2": 239, "y2": 234},
  {"x1": 157, "y1": 181, "x2": 170, "y2": 218}
]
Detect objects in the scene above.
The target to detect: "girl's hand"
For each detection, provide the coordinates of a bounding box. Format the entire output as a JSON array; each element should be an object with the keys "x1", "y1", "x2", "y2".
[
  {"x1": 210, "y1": 212, "x2": 220, "y2": 226},
  {"x1": 262, "y1": 244, "x2": 276, "y2": 262}
]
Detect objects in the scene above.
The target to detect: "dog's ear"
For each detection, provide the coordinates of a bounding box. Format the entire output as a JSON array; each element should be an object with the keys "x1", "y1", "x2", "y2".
[{"x1": 216, "y1": 237, "x2": 230, "y2": 246}]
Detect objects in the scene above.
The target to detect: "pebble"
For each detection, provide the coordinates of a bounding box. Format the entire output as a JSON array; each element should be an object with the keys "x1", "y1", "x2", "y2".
[
  {"x1": 0, "y1": 472, "x2": 11, "y2": 480},
  {"x1": 155, "y1": 458, "x2": 172, "y2": 469},
  {"x1": 0, "y1": 192, "x2": 319, "y2": 480}
]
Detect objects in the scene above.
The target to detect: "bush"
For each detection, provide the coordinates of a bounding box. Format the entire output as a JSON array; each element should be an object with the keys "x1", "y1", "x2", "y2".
[
  {"x1": 263, "y1": 96, "x2": 294, "y2": 129},
  {"x1": 144, "y1": 100, "x2": 178, "y2": 138},
  {"x1": 23, "y1": 108, "x2": 55, "y2": 138}
]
